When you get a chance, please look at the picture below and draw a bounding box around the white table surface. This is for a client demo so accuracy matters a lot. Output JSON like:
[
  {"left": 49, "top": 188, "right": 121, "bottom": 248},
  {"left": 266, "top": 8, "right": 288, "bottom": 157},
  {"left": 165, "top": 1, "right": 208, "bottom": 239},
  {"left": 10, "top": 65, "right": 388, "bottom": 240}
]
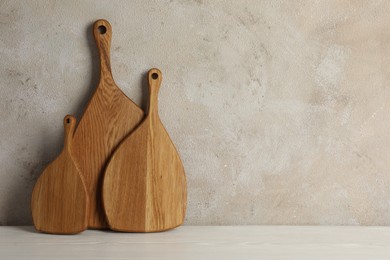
[{"left": 1, "top": 226, "right": 390, "bottom": 259}]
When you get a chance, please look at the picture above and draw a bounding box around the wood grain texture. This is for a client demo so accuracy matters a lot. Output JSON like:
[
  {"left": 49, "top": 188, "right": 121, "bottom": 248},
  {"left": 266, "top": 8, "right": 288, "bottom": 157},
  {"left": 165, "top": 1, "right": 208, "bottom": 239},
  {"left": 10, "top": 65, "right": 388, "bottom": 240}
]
[
  {"left": 31, "top": 115, "right": 88, "bottom": 234},
  {"left": 102, "top": 68, "right": 187, "bottom": 232},
  {"left": 72, "top": 19, "right": 144, "bottom": 229}
]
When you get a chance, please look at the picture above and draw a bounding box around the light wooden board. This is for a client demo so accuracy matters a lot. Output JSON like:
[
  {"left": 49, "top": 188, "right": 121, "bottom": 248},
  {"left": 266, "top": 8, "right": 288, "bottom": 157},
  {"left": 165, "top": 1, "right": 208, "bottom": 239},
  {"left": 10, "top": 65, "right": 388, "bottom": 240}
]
[
  {"left": 3, "top": 226, "right": 390, "bottom": 259},
  {"left": 31, "top": 116, "right": 88, "bottom": 234},
  {"left": 102, "top": 69, "right": 187, "bottom": 232},
  {"left": 72, "top": 19, "right": 144, "bottom": 229}
]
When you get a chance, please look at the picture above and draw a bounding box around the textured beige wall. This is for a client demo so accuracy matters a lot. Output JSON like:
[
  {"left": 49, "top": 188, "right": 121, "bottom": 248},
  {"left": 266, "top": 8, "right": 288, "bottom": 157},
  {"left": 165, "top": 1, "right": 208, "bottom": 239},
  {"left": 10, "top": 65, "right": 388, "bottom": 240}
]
[{"left": 1, "top": 0, "right": 390, "bottom": 225}]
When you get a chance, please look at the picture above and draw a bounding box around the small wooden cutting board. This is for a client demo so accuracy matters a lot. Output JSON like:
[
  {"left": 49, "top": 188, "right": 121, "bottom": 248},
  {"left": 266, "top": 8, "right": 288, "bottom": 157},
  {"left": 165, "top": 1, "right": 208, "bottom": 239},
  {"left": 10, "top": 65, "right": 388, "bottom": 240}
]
[
  {"left": 31, "top": 115, "right": 88, "bottom": 234},
  {"left": 72, "top": 19, "right": 144, "bottom": 229},
  {"left": 102, "top": 68, "right": 187, "bottom": 232}
]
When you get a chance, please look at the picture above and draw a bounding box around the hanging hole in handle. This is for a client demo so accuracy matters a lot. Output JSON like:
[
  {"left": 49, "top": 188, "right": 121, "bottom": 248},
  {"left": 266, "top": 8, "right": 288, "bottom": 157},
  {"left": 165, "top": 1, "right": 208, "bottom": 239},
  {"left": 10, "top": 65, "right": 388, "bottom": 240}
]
[
  {"left": 151, "top": 73, "right": 159, "bottom": 80},
  {"left": 66, "top": 118, "right": 71, "bottom": 124},
  {"left": 98, "top": 25, "right": 107, "bottom": 35}
]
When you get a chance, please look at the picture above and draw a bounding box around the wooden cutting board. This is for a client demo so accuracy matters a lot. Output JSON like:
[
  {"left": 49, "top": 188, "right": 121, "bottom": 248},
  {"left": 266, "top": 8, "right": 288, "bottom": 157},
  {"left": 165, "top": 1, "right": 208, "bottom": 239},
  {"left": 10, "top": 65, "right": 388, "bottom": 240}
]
[
  {"left": 102, "top": 68, "right": 187, "bottom": 232},
  {"left": 72, "top": 19, "right": 144, "bottom": 229},
  {"left": 31, "top": 115, "right": 88, "bottom": 234}
]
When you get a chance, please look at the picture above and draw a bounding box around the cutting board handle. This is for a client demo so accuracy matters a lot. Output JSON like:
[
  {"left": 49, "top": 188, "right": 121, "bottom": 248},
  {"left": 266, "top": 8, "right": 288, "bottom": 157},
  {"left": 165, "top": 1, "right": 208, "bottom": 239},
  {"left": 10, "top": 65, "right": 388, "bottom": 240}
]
[
  {"left": 148, "top": 68, "right": 162, "bottom": 119},
  {"left": 63, "top": 115, "right": 76, "bottom": 152},
  {"left": 93, "top": 19, "right": 113, "bottom": 81}
]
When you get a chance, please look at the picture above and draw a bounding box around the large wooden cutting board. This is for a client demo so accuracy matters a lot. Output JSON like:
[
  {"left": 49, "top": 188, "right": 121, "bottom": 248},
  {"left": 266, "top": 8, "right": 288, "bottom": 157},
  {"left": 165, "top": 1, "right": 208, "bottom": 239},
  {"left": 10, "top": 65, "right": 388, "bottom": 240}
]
[
  {"left": 102, "top": 68, "right": 187, "bottom": 232},
  {"left": 72, "top": 19, "right": 144, "bottom": 228}
]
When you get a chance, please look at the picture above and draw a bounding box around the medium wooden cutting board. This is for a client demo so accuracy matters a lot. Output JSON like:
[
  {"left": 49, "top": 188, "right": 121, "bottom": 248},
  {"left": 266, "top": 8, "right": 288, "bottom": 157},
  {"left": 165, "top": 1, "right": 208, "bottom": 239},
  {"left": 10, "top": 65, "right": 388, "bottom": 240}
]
[
  {"left": 31, "top": 115, "right": 88, "bottom": 234},
  {"left": 102, "top": 68, "right": 187, "bottom": 232},
  {"left": 72, "top": 19, "right": 144, "bottom": 229}
]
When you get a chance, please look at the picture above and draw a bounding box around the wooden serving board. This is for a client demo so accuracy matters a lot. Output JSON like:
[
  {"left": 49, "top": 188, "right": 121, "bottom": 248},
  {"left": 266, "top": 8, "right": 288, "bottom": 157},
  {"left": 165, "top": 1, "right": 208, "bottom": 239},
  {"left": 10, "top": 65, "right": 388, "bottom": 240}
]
[
  {"left": 102, "top": 69, "right": 187, "bottom": 232},
  {"left": 72, "top": 19, "right": 144, "bottom": 229},
  {"left": 31, "top": 115, "right": 88, "bottom": 234}
]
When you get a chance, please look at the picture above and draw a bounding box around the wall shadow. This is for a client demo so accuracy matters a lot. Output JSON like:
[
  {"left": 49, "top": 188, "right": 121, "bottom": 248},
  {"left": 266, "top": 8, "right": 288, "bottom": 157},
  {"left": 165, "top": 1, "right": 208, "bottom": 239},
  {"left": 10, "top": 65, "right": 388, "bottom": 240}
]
[{"left": 139, "top": 71, "right": 149, "bottom": 113}]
